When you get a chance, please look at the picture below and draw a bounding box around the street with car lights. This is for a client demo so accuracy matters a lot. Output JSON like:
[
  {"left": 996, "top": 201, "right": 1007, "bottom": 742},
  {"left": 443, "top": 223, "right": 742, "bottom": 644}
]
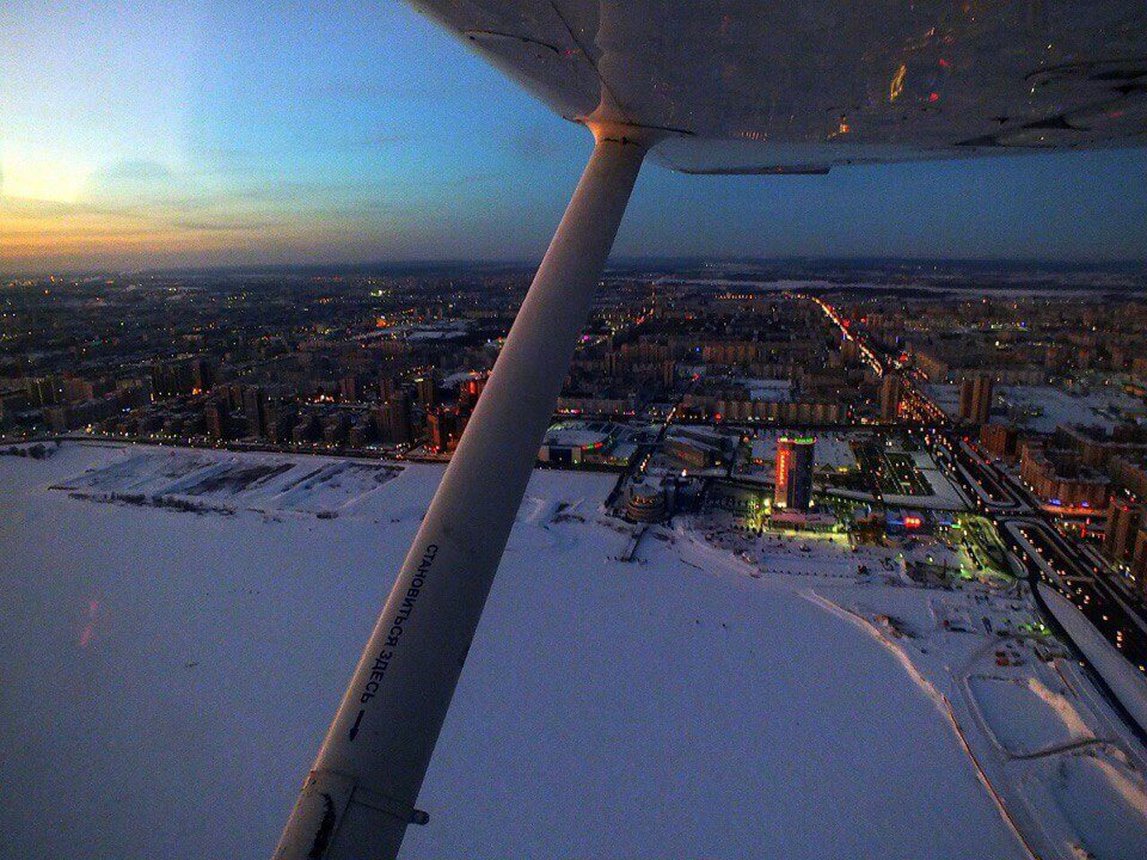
[{"left": 811, "top": 295, "right": 1147, "bottom": 694}]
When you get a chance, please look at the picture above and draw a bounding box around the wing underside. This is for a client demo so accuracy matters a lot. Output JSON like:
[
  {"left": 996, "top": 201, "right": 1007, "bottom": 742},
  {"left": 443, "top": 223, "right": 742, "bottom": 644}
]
[{"left": 410, "top": 0, "right": 1147, "bottom": 172}]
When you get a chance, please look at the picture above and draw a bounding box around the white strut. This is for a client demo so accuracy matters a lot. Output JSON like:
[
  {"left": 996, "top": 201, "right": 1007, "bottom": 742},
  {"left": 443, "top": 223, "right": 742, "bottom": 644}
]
[{"left": 273, "top": 122, "right": 652, "bottom": 860}]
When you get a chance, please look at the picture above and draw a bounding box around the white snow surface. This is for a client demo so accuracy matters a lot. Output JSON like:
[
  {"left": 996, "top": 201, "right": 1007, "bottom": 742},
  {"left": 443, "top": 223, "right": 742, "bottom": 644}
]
[
  {"left": 0, "top": 442, "right": 1092, "bottom": 860},
  {"left": 1049, "top": 755, "right": 1147, "bottom": 860},
  {"left": 54, "top": 448, "right": 401, "bottom": 515},
  {"left": 969, "top": 676, "right": 1093, "bottom": 757},
  {"left": 1040, "top": 584, "right": 1147, "bottom": 733},
  {"left": 999, "top": 385, "right": 1145, "bottom": 434}
]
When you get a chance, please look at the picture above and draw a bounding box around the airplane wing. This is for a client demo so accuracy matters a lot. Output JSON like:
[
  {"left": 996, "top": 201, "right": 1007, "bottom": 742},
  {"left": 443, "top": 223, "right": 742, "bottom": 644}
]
[{"left": 410, "top": 0, "right": 1147, "bottom": 173}]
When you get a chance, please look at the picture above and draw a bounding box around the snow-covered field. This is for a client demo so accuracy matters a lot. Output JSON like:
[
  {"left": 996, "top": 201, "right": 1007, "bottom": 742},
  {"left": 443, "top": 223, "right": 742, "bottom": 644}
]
[
  {"left": 999, "top": 384, "right": 1145, "bottom": 434},
  {"left": 2, "top": 443, "right": 1146, "bottom": 859},
  {"left": 926, "top": 382, "right": 1146, "bottom": 433},
  {"left": 968, "top": 676, "right": 1093, "bottom": 756},
  {"left": 53, "top": 448, "right": 401, "bottom": 516}
]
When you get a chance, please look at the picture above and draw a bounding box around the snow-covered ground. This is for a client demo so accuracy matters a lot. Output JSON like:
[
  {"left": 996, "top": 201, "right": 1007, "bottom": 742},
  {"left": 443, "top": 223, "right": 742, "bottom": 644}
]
[
  {"left": 927, "top": 380, "right": 1145, "bottom": 433},
  {"left": 734, "top": 378, "right": 792, "bottom": 403},
  {"left": 999, "top": 384, "right": 1145, "bottom": 434},
  {"left": 678, "top": 511, "right": 1147, "bottom": 860},
  {"left": 51, "top": 448, "right": 402, "bottom": 516},
  {"left": 927, "top": 383, "right": 962, "bottom": 418},
  {"left": 968, "top": 675, "right": 1093, "bottom": 756},
  {"left": 2, "top": 443, "right": 1146, "bottom": 859}
]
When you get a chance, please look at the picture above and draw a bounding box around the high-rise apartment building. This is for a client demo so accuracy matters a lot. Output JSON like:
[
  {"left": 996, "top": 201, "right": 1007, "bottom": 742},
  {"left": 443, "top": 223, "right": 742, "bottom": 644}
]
[
  {"left": 880, "top": 373, "right": 903, "bottom": 421},
  {"left": 959, "top": 372, "right": 993, "bottom": 424},
  {"left": 1106, "top": 501, "right": 1144, "bottom": 565},
  {"left": 775, "top": 436, "right": 815, "bottom": 510}
]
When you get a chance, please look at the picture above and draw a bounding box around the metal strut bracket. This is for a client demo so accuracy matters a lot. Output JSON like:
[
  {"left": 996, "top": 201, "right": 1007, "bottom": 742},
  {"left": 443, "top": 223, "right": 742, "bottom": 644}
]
[{"left": 273, "top": 122, "right": 655, "bottom": 860}]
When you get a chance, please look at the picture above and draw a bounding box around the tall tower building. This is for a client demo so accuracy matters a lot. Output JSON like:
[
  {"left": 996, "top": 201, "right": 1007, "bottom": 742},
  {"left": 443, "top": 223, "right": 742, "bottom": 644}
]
[
  {"left": 427, "top": 407, "right": 463, "bottom": 453},
  {"left": 191, "top": 358, "right": 215, "bottom": 393},
  {"left": 242, "top": 386, "right": 267, "bottom": 438},
  {"left": 1132, "top": 529, "right": 1147, "bottom": 595},
  {"left": 775, "top": 436, "right": 815, "bottom": 510},
  {"left": 378, "top": 375, "right": 397, "bottom": 403},
  {"left": 204, "top": 401, "right": 227, "bottom": 440},
  {"left": 415, "top": 376, "right": 437, "bottom": 410},
  {"left": 457, "top": 375, "right": 487, "bottom": 414},
  {"left": 1105, "top": 501, "right": 1143, "bottom": 564},
  {"left": 374, "top": 393, "right": 413, "bottom": 445},
  {"left": 880, "top": 373, "right": 903, "bottom": 421},
  {"left": 959, "top": 372, "right": 994, "bottom": 424},
  {"left": 338, "top": 375, "right": 358, "bottom": 403}
]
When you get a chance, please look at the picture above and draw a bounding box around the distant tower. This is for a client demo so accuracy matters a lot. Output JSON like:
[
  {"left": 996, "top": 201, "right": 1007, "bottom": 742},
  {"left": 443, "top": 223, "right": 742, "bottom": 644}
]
[
  {"left": 457, "top": 375, "right": 487, "bottom": 414},
  {"left": 374, "top": 393, "right": 412, "bottom": 445},
  {"left": 204, "top": 401, "right": 227, "bottom": 440},
  {"left": 242, "top": 386, "right": 267, "bottom": 437},
  {"left": 191, "top": 358, "right": 215, "bottom": 393},
  {"left": 378, "top": 375, "right": 397, "bottom": 403},
  {"left": 959, "top": 372, "right": 993, "bottom": 424},
  {"left": 775, "top": 436, "right": 815, "bottom": 510},
  {"left": 1104, "top": 501, "right": 1143, "bottom": 565},
  {"left": 880, "top": 373, "right": 903, "bottom": 421},
  {"left": 1133, "top": 529, "right": 1147, "bottom": 596},
  {"left": 416, "top": 376, "right": 437, "bottom": 410},
  {"left": 427, "top": 407, "right": 462, "bottom": 453},
  {"left": 338, "top": 375, "right": 358, "bottom": 402}
]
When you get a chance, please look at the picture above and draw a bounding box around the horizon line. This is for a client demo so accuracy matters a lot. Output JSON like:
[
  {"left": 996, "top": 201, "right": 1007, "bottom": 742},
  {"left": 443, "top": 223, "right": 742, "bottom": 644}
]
[{"left": 5, "top": 253, "right": 1147, "bottom": 280}]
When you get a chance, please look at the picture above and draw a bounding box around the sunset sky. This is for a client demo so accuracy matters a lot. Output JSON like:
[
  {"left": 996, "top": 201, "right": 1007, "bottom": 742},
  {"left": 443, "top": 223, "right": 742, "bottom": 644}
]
[{"left": 3, "top": 0, "right": 1146, "bottom": 273}]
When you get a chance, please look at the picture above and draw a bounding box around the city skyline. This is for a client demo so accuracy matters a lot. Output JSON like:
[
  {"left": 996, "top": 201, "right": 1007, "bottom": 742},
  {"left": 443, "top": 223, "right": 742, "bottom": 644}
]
[
  {"left": 6, "top": 264, "right": 1147, "bottom": 860},
  {"left": 4, "top": 0, "right": 1147, "bottom": 274}
]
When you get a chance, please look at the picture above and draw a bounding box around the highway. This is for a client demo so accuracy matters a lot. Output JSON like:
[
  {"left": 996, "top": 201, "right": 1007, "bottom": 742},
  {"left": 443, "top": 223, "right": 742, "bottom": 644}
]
[
  {"left": 932, "top": 429, "right": 1147, "bottom": 664},
  {"left": 806, "top": 293, "right": 1147, "bottom": 686}
]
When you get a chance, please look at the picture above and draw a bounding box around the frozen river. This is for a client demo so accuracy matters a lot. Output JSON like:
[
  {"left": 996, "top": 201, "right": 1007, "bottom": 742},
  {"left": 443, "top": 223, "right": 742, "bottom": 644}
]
[{"left": 0, "top": 442, "right": 1111, "bottom": 858}]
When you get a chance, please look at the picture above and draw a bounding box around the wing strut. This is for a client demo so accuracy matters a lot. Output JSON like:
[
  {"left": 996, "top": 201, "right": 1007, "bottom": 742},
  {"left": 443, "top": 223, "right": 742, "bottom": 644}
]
[{"left": 273, "top": 122, "right": 652, "bottom": 860}]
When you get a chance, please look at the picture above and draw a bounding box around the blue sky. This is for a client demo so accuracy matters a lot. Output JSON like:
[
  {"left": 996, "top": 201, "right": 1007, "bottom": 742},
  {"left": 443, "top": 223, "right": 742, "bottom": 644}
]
[{"left": 2, "top": 0, "right": 1146, "bottom": 272}]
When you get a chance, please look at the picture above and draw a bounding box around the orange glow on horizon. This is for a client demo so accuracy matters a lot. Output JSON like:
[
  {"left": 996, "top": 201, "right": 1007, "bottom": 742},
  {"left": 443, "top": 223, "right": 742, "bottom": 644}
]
[{"left": 0, "top": 203, "right": 389, "bottom": 271}]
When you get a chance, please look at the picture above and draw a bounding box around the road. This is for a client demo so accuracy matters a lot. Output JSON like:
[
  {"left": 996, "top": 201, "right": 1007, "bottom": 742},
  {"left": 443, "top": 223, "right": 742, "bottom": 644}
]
[
  {"left": 804, "top": 292, "right": 1147, "bottom": 694},
  {"left": 934, "top": 430, "right": 1147, "bottom": 665}
]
